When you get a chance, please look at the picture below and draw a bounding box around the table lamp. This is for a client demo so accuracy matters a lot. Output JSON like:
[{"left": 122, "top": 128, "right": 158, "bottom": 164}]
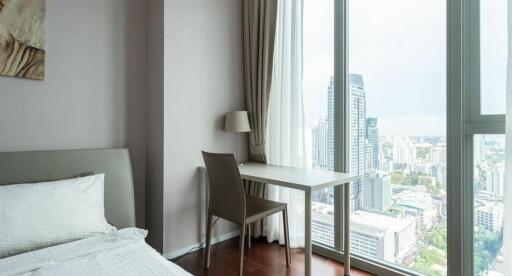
[{"left": 224, "top": 111, "right": 251, "bottom": 163}]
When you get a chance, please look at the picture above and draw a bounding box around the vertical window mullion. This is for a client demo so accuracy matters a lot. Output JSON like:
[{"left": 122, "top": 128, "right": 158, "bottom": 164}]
[
  {"left": 447, "top": 0, "right": 470, "bottom": 275},
  {"left": 333, "top": 0, "right": 348, "bottom": 253},
  {"left": 465, "top": 134, "right": 475, "bottom": 276},
  {"left": 466, "top": 0, "right": 508, "bottom": 274},
  {"left": 468, "top": 0, "right": 481, "bottom": 122}
]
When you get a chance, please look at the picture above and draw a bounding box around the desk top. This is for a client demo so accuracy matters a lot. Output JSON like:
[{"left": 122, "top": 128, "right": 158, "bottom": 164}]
[{"left": 199, "top": 162, "right": 357, "bottom": 192}]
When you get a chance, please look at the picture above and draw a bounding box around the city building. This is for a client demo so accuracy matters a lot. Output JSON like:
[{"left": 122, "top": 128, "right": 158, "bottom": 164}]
[
  {"left": 349, "top": 74, "right": 366, "bottom": 210},
  {"left": 475, "top": 202, "right": 504, "bottom": 233},
  {"left": 395, "top": 189, "right": 438, "bottom": 232},
  {"left": 363, "top": 171, "right": 391, "bottom": 211},
  {"left": 312, "top": 202, "right": 335, "bottom": 246},
  {"left": 379, "top": 158, "right": 394, "bottom": 174},
  {"left": 392, "top": 136, "right": 415, "bottom": 165},
  {"left": 327, "top": 77, "right": 335, "bottom": 172},
  {"left": 484, "top": 164, "right": 505, "bottom": 197},
  {"left": 312, "top": 118, "right": 329, "bottom": 169},
  {"left": 319, "top": 74, "right": 367, "bottom": 210},
  {"left": 430, "top": 144, "right": 447, "bottom": 165},
  {"left": 351, "top": 211, "right": 416, "bottom": 264},
  {"left": 366, "top": 118, "right": 379, "bottom": 171},
  {"left": 432, "top": 164, "right": 447, "bottom": 188},
  {"left": 413, "top": 163, "right": 433, "bottom": 176}
]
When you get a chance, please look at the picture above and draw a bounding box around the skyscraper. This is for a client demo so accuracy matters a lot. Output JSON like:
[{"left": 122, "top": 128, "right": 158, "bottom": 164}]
[
  {"left": 327, "top": 77, "right": 335, "bottom": 171},
  {"left": 349, "top": 74, "right": 366, "bottom": 210},
  {"left": 363, "top": 171, "right": 392, "bottom": 211},
  {"left": 324, "top": 74, "right": 367, "bottom": 210},
  {"left": 366, "top": 118, "right": 379, "bottom": 171},
  {"left": 392, "top": 136, "right": 415, "bottom": 164},
  {"left": 484, "top": 164, "right": 505, "bottom": 197},
  {"left": 312, "top": 118, "right": 329, "bottom": 169}
]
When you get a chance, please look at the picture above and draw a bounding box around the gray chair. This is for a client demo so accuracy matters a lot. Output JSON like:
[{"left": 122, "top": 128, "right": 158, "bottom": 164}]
[{"left": 202, "top": 152, "right": 291, "bottom": 276}]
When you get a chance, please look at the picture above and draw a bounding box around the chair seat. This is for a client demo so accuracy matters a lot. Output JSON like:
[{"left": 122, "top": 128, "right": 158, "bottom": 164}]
[{"left": 245, "top": 196, "right": 287, "bottom": 224}]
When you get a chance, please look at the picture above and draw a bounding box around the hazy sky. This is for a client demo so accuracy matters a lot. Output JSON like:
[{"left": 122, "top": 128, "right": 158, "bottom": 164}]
[{"left": 302, "top": 0, "right": 507, "bottom": 136}]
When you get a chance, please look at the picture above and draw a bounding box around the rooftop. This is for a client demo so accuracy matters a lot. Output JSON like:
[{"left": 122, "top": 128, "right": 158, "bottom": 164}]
[
  {"left": 351, "top": 210, "right": 415, "bottom": 235},
  {"left": 396, "top": 200, "right": 432, "bottom": 211}
]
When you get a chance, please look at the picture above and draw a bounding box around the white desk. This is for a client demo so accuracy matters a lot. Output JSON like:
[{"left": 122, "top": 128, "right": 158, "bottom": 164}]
[{"left": 199, "top": 163, "right": 357, "bottom": 276}]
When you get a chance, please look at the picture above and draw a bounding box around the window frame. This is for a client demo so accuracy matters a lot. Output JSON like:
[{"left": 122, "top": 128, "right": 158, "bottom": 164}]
[
  {"left": 464, "top": 0, "right": 507, "bottom": 275},
  {"left": 467, "top": 0, "right": 507, "bottom": 134},
  {"left": 310, "top": 0, "right": 447, "bottom": 275},
  {"left": 310, "top": 0, "right": 507, "bottom": 275},
  {"left": 468, "top": 0, "right": 508, "bottom": 124}
]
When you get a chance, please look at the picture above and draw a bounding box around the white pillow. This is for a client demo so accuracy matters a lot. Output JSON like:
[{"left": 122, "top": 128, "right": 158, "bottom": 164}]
[{"left": 0, "top": 174, "right": 116, "bottom": 258}]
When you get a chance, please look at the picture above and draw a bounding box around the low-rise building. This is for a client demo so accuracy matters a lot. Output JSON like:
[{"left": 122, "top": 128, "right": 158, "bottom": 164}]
[
  {"left": 350, "top": 210, "right": 416, "bottom": 264},
  {"left": 475, "top": 202, "right": 503, "bottom": 233}
]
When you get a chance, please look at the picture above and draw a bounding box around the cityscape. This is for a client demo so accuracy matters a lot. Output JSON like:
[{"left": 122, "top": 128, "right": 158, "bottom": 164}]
[
  {"left": 306, "top": 75, "right": 506, "bottom": 276},
  {"left": 473, "top": 134, "right": 506, "bottom": 276}
]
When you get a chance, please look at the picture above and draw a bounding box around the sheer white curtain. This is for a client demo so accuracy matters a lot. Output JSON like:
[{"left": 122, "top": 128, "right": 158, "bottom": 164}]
[
  {"left": 264, "top": 0, "right": 306, "bottom": 247},
  {"left": 504, "top": 1, "right": 512, "bottom": 274}
]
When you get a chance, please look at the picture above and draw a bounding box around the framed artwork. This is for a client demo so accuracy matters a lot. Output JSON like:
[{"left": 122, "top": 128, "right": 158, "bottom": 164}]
[{"left": 0, "top": 0, "right": 45, "bottom": 80}]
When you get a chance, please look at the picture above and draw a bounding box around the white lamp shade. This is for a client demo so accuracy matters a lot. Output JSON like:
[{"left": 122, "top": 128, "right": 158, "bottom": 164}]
[{"left": 224, "top": 111, "right": 251, "bottom": 133}]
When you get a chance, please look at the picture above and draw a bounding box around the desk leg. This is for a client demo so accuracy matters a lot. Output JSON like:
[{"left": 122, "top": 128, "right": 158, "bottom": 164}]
[
  {"left": 344, "top": 183, "right": 351, "bottom": 276},
  {"left": 305, "top": 190, "right": 312, "bottom": 276}
]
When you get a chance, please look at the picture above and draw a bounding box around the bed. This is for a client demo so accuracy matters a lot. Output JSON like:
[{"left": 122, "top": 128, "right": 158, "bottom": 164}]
[{"left": 0, "top": 148, "right": 191, "bottom": 276}]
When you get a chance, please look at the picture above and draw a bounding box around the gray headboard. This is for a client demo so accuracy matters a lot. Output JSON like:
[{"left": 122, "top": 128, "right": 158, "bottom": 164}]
[{"left": 0, "top": 148, "right": 136, "bottom": 228}]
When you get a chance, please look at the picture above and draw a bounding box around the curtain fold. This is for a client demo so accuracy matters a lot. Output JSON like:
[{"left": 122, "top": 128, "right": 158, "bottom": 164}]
[
  {"left": 264, "top": 0, "right": 305, "bottom": 248},
  {"left": 243, "top": 0, "right": 278, "bottom": 163},
  {"left": 503, "top": 0, "right": 512, "bottom": 273},
  {"left": 243, "top": 0, "right": 278, "bottom": 237}
]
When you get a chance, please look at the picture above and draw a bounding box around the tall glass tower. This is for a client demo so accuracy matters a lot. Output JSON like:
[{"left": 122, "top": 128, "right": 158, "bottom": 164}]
[
  {"left": 326, "top": 74, "right": 367, "bottom": 210},
  {"left": 366, "top": 117, "right": 379, "bottom": 171},
  {"left": 327, "top": 77, "right": 335, "bottom": 171},
  {"left": 349, "top": 74, "right": 366, "bottom": 211}
]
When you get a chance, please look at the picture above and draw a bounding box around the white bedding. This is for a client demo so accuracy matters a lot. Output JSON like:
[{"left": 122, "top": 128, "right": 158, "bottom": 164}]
[{"left": 0, "top": 228, "right": 191, "bottom": 276}]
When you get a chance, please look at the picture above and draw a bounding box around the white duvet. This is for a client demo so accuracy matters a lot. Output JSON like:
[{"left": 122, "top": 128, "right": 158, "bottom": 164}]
[{"left": 0, "top": 228, "right": 191, "bottom": 276}]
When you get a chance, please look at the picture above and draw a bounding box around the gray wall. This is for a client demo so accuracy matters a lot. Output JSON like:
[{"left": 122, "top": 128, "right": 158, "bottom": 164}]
[
  {"left": 0, "top": 0, "right": 147, "bottom": 227},
  {"left": 0, "top": 0, "right": 247, "bottom": 255},
  {"left": 162, "top": 0, "right": 247, "bottom": 255}
]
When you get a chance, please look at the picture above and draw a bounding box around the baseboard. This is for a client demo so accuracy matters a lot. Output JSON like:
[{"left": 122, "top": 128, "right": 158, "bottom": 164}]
[{"left": 163, "top": 230, "right": 240, "bottom": 260}]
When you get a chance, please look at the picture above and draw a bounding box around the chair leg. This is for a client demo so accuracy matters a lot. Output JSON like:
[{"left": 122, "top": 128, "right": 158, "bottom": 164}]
[
  {"left": 247, "top": 224, "right": 251, "bottom": 248},
  {"left": 283, "top": 208, "right": 291, "bottom": 266},
  {"left": 239, "top": 224, "right": 246, "bottom": 276},
  {"left": 205, "top": 212, "right": 213, "bottom": 269}
]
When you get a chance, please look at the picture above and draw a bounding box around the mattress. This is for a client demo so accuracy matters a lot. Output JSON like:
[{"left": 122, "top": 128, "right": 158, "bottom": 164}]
[{"left": 0, "top": 228, "right": 191, "bottom": 276}]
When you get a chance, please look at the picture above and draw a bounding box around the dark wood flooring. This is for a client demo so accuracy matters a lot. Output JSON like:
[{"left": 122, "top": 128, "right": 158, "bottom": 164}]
[{"left": 173, "top": 236, "right": 373, "bottom": 276}]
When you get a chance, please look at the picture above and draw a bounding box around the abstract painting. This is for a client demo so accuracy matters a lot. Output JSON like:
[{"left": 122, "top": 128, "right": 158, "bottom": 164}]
[{"left": 0, "top": 0, "right": 45, "bottom": 80}]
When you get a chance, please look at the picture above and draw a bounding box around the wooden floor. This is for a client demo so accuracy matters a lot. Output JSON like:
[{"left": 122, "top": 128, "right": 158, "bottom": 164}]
[{"left": 173, "top": 236, "right": 373, "bottom": 276}]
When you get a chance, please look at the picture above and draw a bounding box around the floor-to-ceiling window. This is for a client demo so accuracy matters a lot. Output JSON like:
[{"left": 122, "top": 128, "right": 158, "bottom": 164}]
[
  {"left": 346, "top": 0, "right": 447, "bottom": 274},
  {"left": 473, "top": 135, "right": 506, "bottom": 275},
  {"left": 479, "top": 0, "right": 507, "bottom": 116},
  {"left": 470, "top": 0, "right": 508, "bottom": 275},
  {"left": 301, "top": 0, "right": 336, "bottom": 247},
  {"left": 292, "top": 0, "right": 509, "bottom": 274}
]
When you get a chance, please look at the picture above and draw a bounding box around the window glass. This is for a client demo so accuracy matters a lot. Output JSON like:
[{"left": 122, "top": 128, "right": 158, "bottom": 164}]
[
  {"left": 302, "top": 0, "right": 335, "bottom": 247},
  {"left": 348, "top": 0, "right": 447, "bottom": 274},
  {"left": 473, "top": 135, "right": 506, "bottom": 276},
  {"left": 480, "top": 0, "right": 507, "bottom": 115}
]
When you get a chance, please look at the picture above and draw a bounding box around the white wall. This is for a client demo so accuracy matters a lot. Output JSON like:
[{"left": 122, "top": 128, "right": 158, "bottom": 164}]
[
  {"left": 0, "top": 0, "right": 147, "bottom": 227},
  {"left": 162, "top": 0, "right": 247, "bottom": 255}
]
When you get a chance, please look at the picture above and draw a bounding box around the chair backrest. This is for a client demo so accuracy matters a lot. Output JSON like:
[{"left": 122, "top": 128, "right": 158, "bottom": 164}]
[{"left": 202, "top": 151, "right": 246, "bottom": 224}]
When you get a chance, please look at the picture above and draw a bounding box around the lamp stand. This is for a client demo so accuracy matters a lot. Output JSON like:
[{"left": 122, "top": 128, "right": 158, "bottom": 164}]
[{"left": 235, "top": 132, "right": 240, "bottom": 164}]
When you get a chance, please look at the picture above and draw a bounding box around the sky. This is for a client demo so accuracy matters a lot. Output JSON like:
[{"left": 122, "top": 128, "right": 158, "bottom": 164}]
[{"left": 302, "top": 0, "right": 507, "bottom": 136}]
